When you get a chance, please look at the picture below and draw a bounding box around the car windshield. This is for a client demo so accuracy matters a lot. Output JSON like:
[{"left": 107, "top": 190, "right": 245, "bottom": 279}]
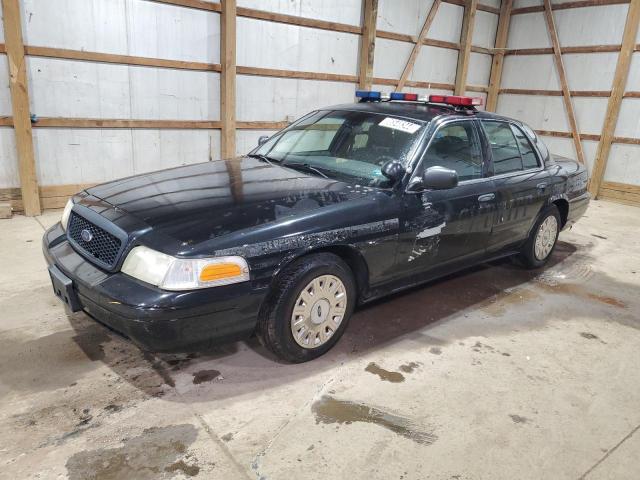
[{"left": 251, "top": 110, "right": 426, "bottom": 187}]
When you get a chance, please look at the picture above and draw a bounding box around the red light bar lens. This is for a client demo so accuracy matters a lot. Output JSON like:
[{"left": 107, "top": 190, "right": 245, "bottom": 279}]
[
  {"left": 404, "top": 93, "right": 418, "bottom": 101},
  {"left": 428, "top": 95, "right": 483, "bottom": 107}
]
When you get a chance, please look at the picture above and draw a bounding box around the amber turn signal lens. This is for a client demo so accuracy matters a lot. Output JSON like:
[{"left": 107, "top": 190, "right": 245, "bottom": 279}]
[{"left": 199, "top": 263, "right": 243, "bottom": 282}]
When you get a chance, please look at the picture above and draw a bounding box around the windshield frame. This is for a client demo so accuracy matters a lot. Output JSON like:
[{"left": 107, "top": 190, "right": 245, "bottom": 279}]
[{"left": 248, "top": 109, "right": 429, "bottom": 188}]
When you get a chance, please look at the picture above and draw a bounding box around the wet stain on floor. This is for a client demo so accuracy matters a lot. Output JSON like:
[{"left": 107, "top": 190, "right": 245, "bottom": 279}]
[
  {"left": 398, "top": 362, "right": 421, "bottom": 373},
  {"left": 192, "top": 369, "right": 221, "bottom": 385},
  {"left": 312, "top": 395, "right": 436, "bottom": 445},
  {"left": 509, "top": 414, "right": 529, "bottom": 424},
  {"left": 364, "top": 363, "right": 405, "bottom": 383},
  {"left": 429, "top": 347, "right": 442, "bottom": 355},
  {"left": 65, "top": 424, "right": 198, "bottom": 480}
]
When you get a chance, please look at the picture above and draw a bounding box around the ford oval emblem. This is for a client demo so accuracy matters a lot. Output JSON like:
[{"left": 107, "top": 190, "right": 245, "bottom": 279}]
[{"left": 80, "top": 229, "right": 93, "bottom": 242}]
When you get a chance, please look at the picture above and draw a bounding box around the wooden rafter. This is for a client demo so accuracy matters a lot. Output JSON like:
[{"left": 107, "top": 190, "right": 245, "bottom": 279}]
[
  {"left": 396, "top": 0, "right": 441, "bottom": 91},
  {"left": 2, "top": 0, "right": 41, "bottom": 216},
  {"left": 220, "top": 0, "right": 236, "bottom": 159},
  {"left": 358, "top": 0, "right": 378, "bottom": 89},
  {"left": 542, "top": 0, "right": 586, "bottom": 165},
  {"left": 486, "top": 0, "right": 512, "bottom": 111},
  {"left": 589, "top": 0, "right": 640, "bottom": 197},
  {"left": 454, "top": 0, "right": 478, "bottom": 95}
]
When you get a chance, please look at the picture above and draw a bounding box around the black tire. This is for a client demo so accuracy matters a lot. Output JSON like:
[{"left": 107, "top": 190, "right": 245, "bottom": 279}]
[
  {"left": 519, "top": 204, "right": 562, "bottom": 269},
  {"left": 257, "top": 252, "right": 356, "bottom": 363}
]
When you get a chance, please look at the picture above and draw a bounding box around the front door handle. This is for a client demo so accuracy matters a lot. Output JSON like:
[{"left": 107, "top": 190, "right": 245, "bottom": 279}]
[{"left": 478, "top": 193, "right": 495, "bottom": 202}]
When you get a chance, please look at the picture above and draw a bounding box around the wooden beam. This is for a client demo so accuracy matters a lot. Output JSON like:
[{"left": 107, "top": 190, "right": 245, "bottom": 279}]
[
  {"left": 397, "top": 0, "right": 441, "bottom": 91},
  {"left": 454, "top": 0, "right": 478, "bottom": 95},
  {"left": 25, "top": 46, "right": 221, "bottom": 72},
  {"left": 358, "top": 0, "right": 378, "bottom": 89},
  {"left": 236, "top": 7, "right": 361, "bottom": 35},
  {"left": 505, "top": 44, "right": 622, "bottom": 55},
  {"left": 589, "top": 0, "right": 640, "bottom": 197},
  {"left": 499, "top": 88, "right": 611, "bottom": 97},
  {"left": 512, "top": 0, "right": 630, "bottom": 15},
  {"left": 599, "top": 181, "right": 640, "bottom": 207},
  {"left": 2, "top": 0, "right": 41, "bottom": 216},
  {"left": 145, "top": 0, "right": 221, "bottom": 12},
  {"left": 220, "top": 0, "right": 236, "bottom": 159},
  {"left": 543, "top": 0, "right": 586, "bottom": 165},
  {"left": 237, "top": 66, "right": 358, "bottom": 83},
  {"left": 486, "top": 0, "right": 512, "bottom": 111},
  {"left": 30, "top": 118, "right": 286, "bottom": 130}
]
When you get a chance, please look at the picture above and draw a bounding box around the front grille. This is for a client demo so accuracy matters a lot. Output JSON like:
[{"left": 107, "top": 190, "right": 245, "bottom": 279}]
[{"left": 67, "top": 211, "right": 123, "bottom": 269}]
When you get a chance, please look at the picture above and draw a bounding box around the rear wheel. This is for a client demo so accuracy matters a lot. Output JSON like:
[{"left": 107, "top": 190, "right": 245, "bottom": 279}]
[
  {"left": 257, "top": 253, "right": 356, "bottom": 363},
  {"left": 519, "top": 205, "right": 561, "bottom": 268}
]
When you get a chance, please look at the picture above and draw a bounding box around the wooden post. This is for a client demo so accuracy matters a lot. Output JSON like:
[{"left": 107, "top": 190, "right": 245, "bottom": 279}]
[
  {"left": 2, "top": 0, "right": 41, "bottom": 215},
  {"left": 220, "top": 0, "right": 236, "bottom": 159},
  {"left": 543, "top": 0, "right": 586, "bottom": 165},
  {"left": 358, "top": 0, "right": 378, "bottom": 89},
  {"left": 486, "top": 0, "right": 512, "bottom": 111},
  {"left": 454, "top": 0, "right": 478, "bottom": 95},
  {"left": 589, "top": 0, "right": 640, "bottom": 197},
  {"left": 397, "top": 0, "right": 441, "bottom": 91}
]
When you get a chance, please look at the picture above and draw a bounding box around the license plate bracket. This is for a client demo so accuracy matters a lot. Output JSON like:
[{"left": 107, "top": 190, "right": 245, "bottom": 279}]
[{"left": 48, "top": 265, "right": 82, "bottom": 312}]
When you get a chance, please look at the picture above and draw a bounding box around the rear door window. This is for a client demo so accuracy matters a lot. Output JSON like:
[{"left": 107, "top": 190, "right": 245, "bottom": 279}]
[
  {"left": 481, "top": 121, "right": 523, "bottom": 175},
  {"left": 511, "top": 125, "right": 540, "bottom": 169}
]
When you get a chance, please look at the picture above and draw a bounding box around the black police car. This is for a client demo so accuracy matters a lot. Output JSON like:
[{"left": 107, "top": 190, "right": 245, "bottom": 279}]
[{"left": 43, "top": 92, "right": 589, "bottom": 362}]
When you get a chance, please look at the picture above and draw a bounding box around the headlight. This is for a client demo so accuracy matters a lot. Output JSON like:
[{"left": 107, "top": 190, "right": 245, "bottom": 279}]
[
  {"left": 121, "top": 245, "right": 250, "bottom": 290},
  {"left": 61, "top": 199, "right": 73, "bottom": 231}
]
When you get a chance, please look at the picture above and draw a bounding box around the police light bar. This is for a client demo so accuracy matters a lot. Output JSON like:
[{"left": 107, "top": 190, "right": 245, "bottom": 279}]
[
  {"left": 390, "top": 92, "right": 419, "bottom": 101},
  {"left": 356, "top": 90, "right": 382, "bottom": 101},
  {"left": 428, "top": 95, "right": 483, "bottom": 107}
]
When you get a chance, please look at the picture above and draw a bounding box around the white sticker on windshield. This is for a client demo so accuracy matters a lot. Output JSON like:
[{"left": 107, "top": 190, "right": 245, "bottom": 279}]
[{"left": 378, "top": 117, "right": 421, "bottom": 134}]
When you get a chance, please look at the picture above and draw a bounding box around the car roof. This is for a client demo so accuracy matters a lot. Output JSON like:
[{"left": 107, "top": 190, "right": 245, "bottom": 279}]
[{"left": 323, "top": 101, "right": 515, "bottom": 125}]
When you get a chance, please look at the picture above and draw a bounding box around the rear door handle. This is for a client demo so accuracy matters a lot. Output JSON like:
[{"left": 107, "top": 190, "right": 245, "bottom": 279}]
[
  {"left": 537, "top": 182, "right": 547, "bottom": 190},
  {"left": 478, "top": 193, "right": 495, "bottom": 202}
]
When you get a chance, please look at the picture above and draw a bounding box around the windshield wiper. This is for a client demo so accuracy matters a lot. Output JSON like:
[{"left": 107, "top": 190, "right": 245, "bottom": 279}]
[
  {"left": 247, "top": 153, "right": 278, "bottom": 165},
  {"left": 282, "top": 162, "right": 330, "bottom": 179}
]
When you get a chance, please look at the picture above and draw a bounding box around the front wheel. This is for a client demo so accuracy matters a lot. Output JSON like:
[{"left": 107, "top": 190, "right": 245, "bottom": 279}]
[
  {"left": 257, "top": 253, "right": 356, "bottom": 363},
  {"left": 519, "top": 205, "right": 561, "bottom": 269}
]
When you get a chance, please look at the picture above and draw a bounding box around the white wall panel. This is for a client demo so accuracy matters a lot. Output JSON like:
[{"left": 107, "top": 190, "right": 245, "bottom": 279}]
[
  {"left": 625, "top": 54, "right": 640, "bottom": 90},
  {"left": 373, "top": 38, "right": 413, "bottom": 80},
  {"left": 497, "top": 94, "right": 569, "bottom": 132},
  {"left": 0, "top": 56, "right": 11, "bottom": 116},
  {"left": 604, "top": 144, "right": 640, "bottom": 185},
  {"left": 371, "top": 84, "right": 453, "bottom": 97},
  {"left": 238, "top": 0, "right": 362, "bottom": 26},
  {"left": 237, "top": 17, "right": 359, "bottom": 75},
  {"left": 614, "top": 99, "right": 640, "bottom": 138},
  {"left": 538, "top": 136, "right": 597, "bottom": 173},
  {"left": 28, "top": 57, "right": 131, "bottom": 119},
  {"left": 482, "top": 0, "right": 501, "bottom": 9},
  {"left": 508, "top": 13, "right": 550, "bottom": 49},
  {"left": 467, "top": 53, "right": 492, "bottom": 87},
  {"left": 563, "top": 53, "right": 617, "bottom": 91},
  {"left": 32, "top": 129, "right": 134, "bottom": 185},
  {"left": 501, "top": 55, "right": 560, "bottom": 90},
  {"left": 410, "top": 46, "right": 458, "bottom": 85},
  {"left": 513, "top": 0, "right": 541, "bottom": 8},
  {"left": 131, "top": 130, "right": 220, "bottom": 172},
  {"left": 429, "top": 3, "right": 463, "bottom": 44},
  {"left": 377, "top": 0, "right": 462, "bottom": 44},
  {"left": 236, "top": 75, "right": 354, "bottom": 121},
  {"left": 22, "top": 0, "right": 219, "bottom": 63},
  {"left": 32, "top": 129, "right": 221, "bottom": 185},
  {"left": 554, "top": 5, "right": 628, "bottom": 47},
  {"left": 28, "top": 57, "right": 220, "bottom": 120},
  {"left": 0, "top": 129, "right": 18, "bottom": 188},
  {"left": 473, "top": 11, "right": 499, "bottom": 50},
  {"left": 573, "top": 97, "right": 608, "bottom": 136}
]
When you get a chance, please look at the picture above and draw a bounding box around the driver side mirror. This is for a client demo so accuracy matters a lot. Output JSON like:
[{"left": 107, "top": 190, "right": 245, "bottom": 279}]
[
  {"left": 421, "top": 166, "right": 458, "bottom": 190},
  {"left": 258, "top": 135, "right": 270, "bottom": 147}
]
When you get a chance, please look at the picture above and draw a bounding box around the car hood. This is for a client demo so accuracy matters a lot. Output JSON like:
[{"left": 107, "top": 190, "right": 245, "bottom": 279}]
[{"left": 85, "top": 157, "right": 378, "bottom": 248}]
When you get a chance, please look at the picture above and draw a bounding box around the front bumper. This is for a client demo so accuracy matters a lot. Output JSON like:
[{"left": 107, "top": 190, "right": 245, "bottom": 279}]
[{"left": 43, "top": 223, "right": 267, "bottom": 352}]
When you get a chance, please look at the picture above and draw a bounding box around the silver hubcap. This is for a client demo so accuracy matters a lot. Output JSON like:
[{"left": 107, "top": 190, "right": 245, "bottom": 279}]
[
  {"left": 534, "top": 215, "right": 558, "bottom": 260},
  {"left": 290, "top": 275, "right": 347, "bottom": 349}
]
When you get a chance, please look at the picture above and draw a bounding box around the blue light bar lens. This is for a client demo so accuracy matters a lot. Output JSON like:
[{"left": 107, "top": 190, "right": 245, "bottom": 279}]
[
  {"left": 355, "top": 90, "right": 381, "bottom": 100},
  {"left": 390, "top": 92, "right": 405, "bottom": 100}
]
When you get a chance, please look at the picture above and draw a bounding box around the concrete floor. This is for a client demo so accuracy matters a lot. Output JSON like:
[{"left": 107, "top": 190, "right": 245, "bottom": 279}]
[{"left": 0, "top": 200, "right": 639, "bottom": 480}]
